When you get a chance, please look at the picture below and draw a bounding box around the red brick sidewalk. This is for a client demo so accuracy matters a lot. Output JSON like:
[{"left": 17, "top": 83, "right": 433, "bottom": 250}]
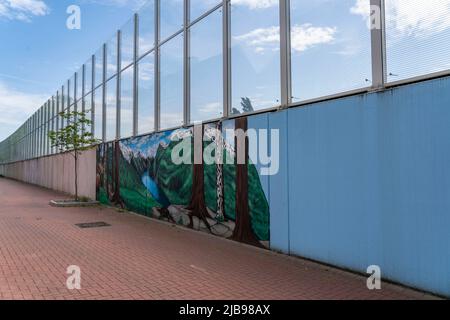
[{"left": 0, "top": 178, "right": 438, "bottom": 300}]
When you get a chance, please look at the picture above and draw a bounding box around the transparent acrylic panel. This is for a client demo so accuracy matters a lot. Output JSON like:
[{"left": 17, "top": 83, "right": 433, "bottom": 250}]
[
  {"left": 76, "top": 67, "right": 83, "bottom": 102},
  {"left": 138, "top": 0, "right": 155, "bottom": 56},
  {"left": 385, "top": 0, "right": 450, "bottom": 82},
  {"left": 95, "top": 47, "right": 104, "bottom": 87},
  {"left": 60, "top": 87, "right": 65, "bottom": 129},
  {"left": 68, "top": 76, "right": 74, "bottom": 107},
  {"left": 190, "top": 0, "right": 221, "bottom": 22},
  {"left": 107, "top": 34, "right": 118, "bottom": 79},
  {"left": 51, "top": 98, "right": 55, "bottom": 122},
  {"left": 47, "top": 105, "right": 51, "bottom": 155},
  {"left": 94, "top": 87, "right": 103, "bottom": 140},
  {"left": 121, "top": 17, "right": 135, "bottom": 70},
  {"left": 120, "top": 67, "right": 134, "bottom": 138},
  {"left": 138, "top": 53, "right": 155, "bottom": 134},
  {"left": 50, "top": 101, "right": 55, "bottom": 154},
  {"left": 56, "top": 92, "right": 61, "bottom": 131},
  {"left": 42, "top": 104, "right": 46, "bottom": 125},
  {"left": 84, "top": 93, "right": 93, "bottom": 136},
  {"left": 160, "top": 0, "right": 184, "bottom": 41},
  {"left": 85, "top": 58, "right": 93, "bottom": 95},
  {"left": 290, "top": 0, "right": 371, "bottom": 102},
  {"left": 230, "top": 0, "right": 280, "bottom": 114},
  {"left": 106, "top": 78, "right": 117, "bottom": 141},
  {"left": 47, "top": 102, "right": 51, "bottom": 123},
  {"left": 43, "top": 108, "right": 47, "bottom": 156},
  {"left": 190, "top": 8, "right": 223, "bottom": 123},
  {"left": 37, "top": 124, "right": 41, "bottom": 156},
  {"left": 160, "top": 33, "right": 184, "bottom": 129}
]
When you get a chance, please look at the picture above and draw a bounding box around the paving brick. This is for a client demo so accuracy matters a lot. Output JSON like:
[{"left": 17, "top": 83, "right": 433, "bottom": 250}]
[{"left": 0, "top": 178, "right": 440, "bottom": 300}]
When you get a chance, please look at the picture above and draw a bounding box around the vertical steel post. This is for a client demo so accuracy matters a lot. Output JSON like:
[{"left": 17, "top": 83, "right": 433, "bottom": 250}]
[
  {"left": 133, "top": 13, "right": 139, "bottom": 136},
  {"left": 61, "top": 85, "right": 65, "bottom": 131},
  {"left": 155, "top": 0, "right": 161, "bottom": 131},
  {"left": 52, "top": 97, "right": 55, "bottom": 154},
  {"left": 56, "top": 90, "right": 60, "bottom": 153},
  {"left": 117, "top": 30, "right": 122, "bottom": 140},
  {"left": 47, "top": 100, "right": 50, "bottom": 155},
  {"left": 280, "top": 0, "right": 292, "bottom": 108},
  {"left": 370, "top": 0, "right": 387, "bottom": 89},
  {"left": 102, "top": 43, "right": 107, "bottom": 142},
  {"left": 67, "top": 79, "right": 71, "bottom": 114},
  {"left": 183, "top": 0, "right": 191, "bottom": 126},
  {"left": 91, "top": 55, "right": 95, "bottom": 136},
  {"left": 81, "top": 63, "right": 86, "bottom": 138},
  {"left": 222, "top": 0, "right": 231, "bottom": 119},
  {"left": 74, "top": 72, "right": 78, "bottom": 113}
]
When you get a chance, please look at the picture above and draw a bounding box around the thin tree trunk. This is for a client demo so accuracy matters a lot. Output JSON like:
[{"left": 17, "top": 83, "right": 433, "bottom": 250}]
[
  {"left": 74, "top": 151, "right": 78, "bottom": 201},
  {"left": 231, "top": 117, "right": 262, "bottom": 247}
]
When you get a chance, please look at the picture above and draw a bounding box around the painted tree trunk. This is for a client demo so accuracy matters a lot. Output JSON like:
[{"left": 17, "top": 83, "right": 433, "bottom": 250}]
[
  {"left": 231, "top": 117, "right": 262, "bottom": 247},
  {"left": 106, "top": 143, "right": 114, "bottom": 201},
  {"left": 187, "top": 125, "right": 213, "bottom": 230},
  {"left": 111, "top": 141, "right": 124, "bottom": 208}
]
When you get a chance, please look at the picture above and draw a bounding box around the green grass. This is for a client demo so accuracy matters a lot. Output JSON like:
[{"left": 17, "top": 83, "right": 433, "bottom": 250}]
[
  {"left": 120, "top": 187, "right": 160, "bottom": 217},
  {"left": 97, "top": 187, "right": 110, "bottom": 205}
]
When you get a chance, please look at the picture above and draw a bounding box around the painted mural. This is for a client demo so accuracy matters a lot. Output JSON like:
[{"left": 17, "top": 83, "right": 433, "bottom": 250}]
[{"left": 96, "top": 118, "right": 270, "bottom": 248}]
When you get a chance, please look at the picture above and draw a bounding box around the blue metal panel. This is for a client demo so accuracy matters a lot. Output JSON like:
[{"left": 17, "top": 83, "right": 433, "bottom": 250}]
[
  {"left": 248, "top": 114, "right": 270, "bottom": 201},
  {"left": 283, "top": 76, "right": 450, "bottom": 297},
  {"left": 267, "top": 111, "right": 290, "bottom": 253}
]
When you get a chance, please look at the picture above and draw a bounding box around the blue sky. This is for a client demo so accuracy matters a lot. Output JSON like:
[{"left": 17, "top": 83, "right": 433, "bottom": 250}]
[
  {"left": 0, "top": 0, "right": 144, "bottom": 140},
  {"left": 1, "top": 0, "right": 450, "bottom": 142}
]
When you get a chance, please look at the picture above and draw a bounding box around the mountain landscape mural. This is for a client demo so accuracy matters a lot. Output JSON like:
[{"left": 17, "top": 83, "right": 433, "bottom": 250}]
[{"left": 96, "top": 118, "right": 270, "bottom": 248}]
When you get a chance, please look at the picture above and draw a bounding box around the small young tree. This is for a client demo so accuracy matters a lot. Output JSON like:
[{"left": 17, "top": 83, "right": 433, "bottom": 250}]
[{"left": 49, "top": 110, "right": 99, "bottom": 201}]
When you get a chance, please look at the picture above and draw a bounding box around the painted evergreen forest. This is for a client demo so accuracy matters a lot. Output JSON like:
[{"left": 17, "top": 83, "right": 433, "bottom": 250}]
[{"left": 96, "top": 118, "right": 270, "bottom": 248}]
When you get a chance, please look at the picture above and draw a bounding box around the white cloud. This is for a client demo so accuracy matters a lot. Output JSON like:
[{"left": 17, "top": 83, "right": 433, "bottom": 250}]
[
  {"left": 198, "top": 102, "right": 221, "bottom": 114},
  {"left": 0, "top": 0, "right": 49, "bottom": 22},
  {"left": 138, "top": 61, "right": 154, "bottom": 81},
  {"left": 235, "top": 24, "right": 336, "bottom": 53},
  {"left": 138, "top": 35, "right": 154, "bottom": 54},
  {"left": 106, "top": 63, "right": 117, "bottom": 74},
  {"left": 234, "top": 26, "right": 280, "bottom": 53},
  {"left": 352, "top": 0, "right": 450, "bottom": 37},
  {"left": 86, "top": 0, "right": 193, "bottom": 12},
  {"left": 0, "top": 81, "right": 49, "bottom": 140},
  {"left": 291, "top": 24, "right": 337, "bottom": 52},
  {"left": 350, "top": 0, "right": 369, "bottom": 17},
  {"left": 231, "top": 0, "right": 277, "bottom": 10},
  {"left": 161, "top": 112, "right": 183, "bottom": 129}
]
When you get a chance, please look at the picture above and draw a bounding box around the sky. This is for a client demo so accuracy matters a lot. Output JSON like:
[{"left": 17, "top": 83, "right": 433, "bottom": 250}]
[
  {"left": 0, "top": 0, "right": 144, "bottom": 141},
  {"left": 1, "top": 0, "right": 450, "bottom": 142}
]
